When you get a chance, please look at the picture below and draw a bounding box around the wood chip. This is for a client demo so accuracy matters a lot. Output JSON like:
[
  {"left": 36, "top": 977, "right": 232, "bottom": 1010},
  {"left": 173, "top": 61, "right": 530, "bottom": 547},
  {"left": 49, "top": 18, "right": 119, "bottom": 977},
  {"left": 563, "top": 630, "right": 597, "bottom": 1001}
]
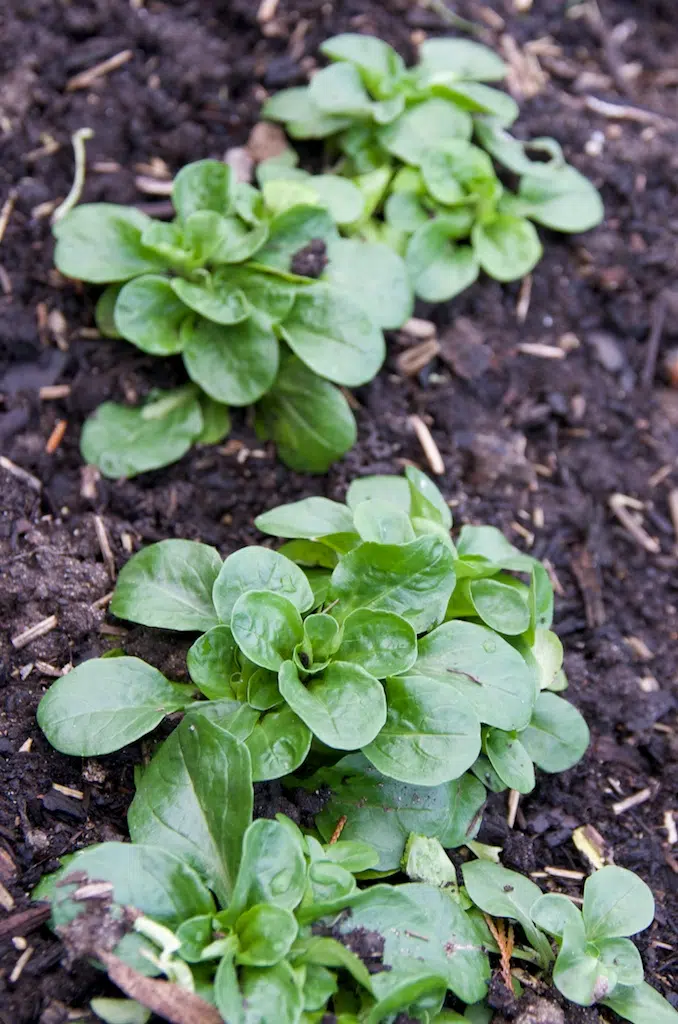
[
  {"left": 543, "top": 866, "right": 586, "bottom": 881},
  {"left": 66, "top": 50, "right": 133, "bottom": 92},
  {"left": 11, "top": 615, "right": 58, "bottom": 650},
  {"left": 609, "top": 493, "right": 660, "bottom": 554},
  {"left": 570, "top": 545, "right": 606, "bottom": 628},
  {"left": 584, "top": 94, "right": 672, "bottom": 127},
  {"left": 92, "top": 590, "right": 114, "bottom": 610},
  {"left": 507, "top": 789, "right": 520, "bottom": 828},
  {"left": 516, "top": 274, "right": 532, "bottom": 322},
  {"left": 396, "top": 339, "right": 440, "bottom": 377},
  {"left": 517, "top": 342, "right": 566, "bottom": 359},
  {"left": 624, "top": 635, "right": 654, "bottom": 661},
  {"left": 39, "top": 384, "right": 71, "bottom": 400},
  {"left": 0, "top": 188, "right": 18, "bottom": 246},
  {"left": 45, "top": 419, "right": 67, "bottom": 454},
  {"left": 408, "top": 415, "right": 444, "bottom": 476},
  {"left": 9, "top": 945, "right": 33, "bottom": 983},
  {"left": 0, "top": 455, "right": 42, "bottom": 491},
  {"left": 246, "top": 122, "right": 289, "bottom": 164},
  {"left": 573, "top": 824, "right": 609, "bottom": 870},
  {"left": 257, "top": 0, "right": 280, "bottom": 21},
  {"left": 612, "top": 786, "right": 653, "bottom": 815},
  {"left": 401, "top": 317, "right": 437, "bottom": 341},
  {"left": 135, "top": 175, "right": 173, "bottom": 195},
  {"left": 35, "top": 660, "right": 65, "bottom": 677},
  {"left": 52, "top": 783, "right": 84, "bottom": 801},
  {"left": 0, "top": 881, "right": 15, "bottom": 912},
  {"left": 18, "top": 738, "right": 33, "bottom": 754},
  {"left": 663, "top": 810, "right": 677, "bottom": 846},
  {"left": 94, "top": 515, "right": 116, "bottom": 579}
]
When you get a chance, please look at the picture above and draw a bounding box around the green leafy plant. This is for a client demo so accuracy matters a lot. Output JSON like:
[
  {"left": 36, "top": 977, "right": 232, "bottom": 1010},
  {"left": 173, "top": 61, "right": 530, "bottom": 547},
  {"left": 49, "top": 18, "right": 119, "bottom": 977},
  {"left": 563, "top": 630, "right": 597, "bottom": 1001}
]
[
  {"left": 37, "top": 468, "right": 588, "bottom": 803},
  {"left": 53, "top": 159, "right": 412, "bottom": 477},
  {"left": 262, "top": 34, "right": 604, "bottom": 301}
]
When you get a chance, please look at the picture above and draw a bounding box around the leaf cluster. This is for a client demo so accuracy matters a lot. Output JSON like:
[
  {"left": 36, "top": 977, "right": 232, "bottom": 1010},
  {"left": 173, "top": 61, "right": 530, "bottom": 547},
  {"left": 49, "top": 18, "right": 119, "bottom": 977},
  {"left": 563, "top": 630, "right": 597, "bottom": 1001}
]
[
  {"left": 53, "top": 159, "right": 412, "bottom": 478},
  {"left": 38, "top": 468, "right": 588, "bottom": 806},
  {"left": 263, "top": 34, "right": 604, "bottom": 300}
]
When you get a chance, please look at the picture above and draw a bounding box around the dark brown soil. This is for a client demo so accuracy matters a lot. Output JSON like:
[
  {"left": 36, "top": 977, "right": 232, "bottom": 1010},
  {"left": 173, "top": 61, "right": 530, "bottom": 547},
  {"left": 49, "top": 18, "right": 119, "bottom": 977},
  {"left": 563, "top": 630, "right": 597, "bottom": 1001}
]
[{"left": 1, "top": 1, "right": 678, "bottom": 1021}]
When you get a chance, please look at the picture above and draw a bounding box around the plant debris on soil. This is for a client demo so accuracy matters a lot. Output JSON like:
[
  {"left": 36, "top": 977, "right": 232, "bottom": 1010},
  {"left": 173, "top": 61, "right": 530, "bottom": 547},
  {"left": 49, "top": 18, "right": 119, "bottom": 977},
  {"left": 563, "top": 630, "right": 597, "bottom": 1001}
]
[{"left": 1, "top": 1, "right": 678, "bottom": 1021}]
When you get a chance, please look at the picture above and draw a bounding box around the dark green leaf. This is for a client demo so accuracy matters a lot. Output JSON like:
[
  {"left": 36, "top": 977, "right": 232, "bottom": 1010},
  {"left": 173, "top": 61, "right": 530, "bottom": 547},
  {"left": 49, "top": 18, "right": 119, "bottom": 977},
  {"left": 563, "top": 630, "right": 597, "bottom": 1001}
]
[
  {"left": 95, "top": 283, "right": 123, "bottom": 338},
  {"left": 484, "top": 729, "right": 535, "bottom": 793},
  {"left": 111, "top": 539, "right": 221, "bottom": 631},
  {"left": 256, "top": 497, "right": 354, "bottom": 539},
  {"left": 336, "top": 608, "right": 417, "bottom": 677},
  {"left": 247, "top": 669, "right": 282, "bottom": 711},
  {"left": 196, "top": 393, "right": 231, "bottom": 445},
  {"left": 127, "top": 717, "right": 253, "bottom": 906},
  {"left": 363, "top": 674, "right": 480, "bottom": 785},
  {"left": 80, "top": 390, "right": 203, "bottom": 479},
  {"left": 187, "top": 625, "right": 238, "bottom": 699},
  {"left": 280, "top": 283, "right": 385, "bottom": 388},
  {"left": 37, "top": 656, "right": 190, "bottom": 756},
  {"left": 171, "top": 275, "right": 249, "bottom": 325},
  {"left": 185, "top": 698, "right": 260, "bottom": 743},
  {"left": 182, "top": 316, "right": 279, "bottom": 406},
  {"left": 278, "top": 660, "right": 386, "bottom": 749},
  {"left": 215, "top": 956, "right": 304, "bottom": 1024},
  {"left": 53, "top": 205, "right": 167, "bottom": 283},
  {"left": 255, "top": 206, "right": 338, "bottom": 271},
  {"left": 172, "top": 159, "right": 233, "bottom": 220},
  {"left": 255, "top": 354, "right": 357, "bottom": 473},
  {"left": 231, "top": 591, "right": 304, "bottom": 671},
  {"left": 236, "top": 904, "right": 298, "bottom": 967},
  {"left": 303, "top": 613, "right": 342, "bottom": 661},
  {"left": 213, "top": 546, "right": 314, "bottom": 623},
  {"left": 245, "top": 705, "right": 312, "bottom": 781},
  {"left": 469, "top": 578, "right": 531, "bottom": 635},
  {"left": 227, "top": 817, "right": 307, "bottom": 920},
  {"left": 520, "top": 691, "right": 589, "bottom": 773},
  {"left": 222, "top": 266, "right": 298, "bottom": 325},
  {"left": 329, "top": 535, "right": 456, "bottom": 633},
  {"left": 324, "top": 238, "right": 413, "bottom": 330},
  {"left": 113, "top": 275, "right": 188, "bottom": 354},
  {"left": 414, "top": 620, "right": 537, "bottom": 730}
]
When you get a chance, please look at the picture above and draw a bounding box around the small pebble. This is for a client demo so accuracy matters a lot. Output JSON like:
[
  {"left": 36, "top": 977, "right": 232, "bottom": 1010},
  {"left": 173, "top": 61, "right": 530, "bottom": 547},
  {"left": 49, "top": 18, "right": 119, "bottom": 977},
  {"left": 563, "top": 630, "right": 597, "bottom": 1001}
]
[{"left": 588, "top": 330, "right": 626, "bottom": 372}]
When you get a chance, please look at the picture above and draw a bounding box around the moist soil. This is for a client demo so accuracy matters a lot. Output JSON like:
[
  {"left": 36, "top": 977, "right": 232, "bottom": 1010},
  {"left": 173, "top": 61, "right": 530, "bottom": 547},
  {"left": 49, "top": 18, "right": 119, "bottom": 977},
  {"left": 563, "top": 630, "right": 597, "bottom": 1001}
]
[{"left": 1, "top": 0, "right": 678, "bottom": 1021}]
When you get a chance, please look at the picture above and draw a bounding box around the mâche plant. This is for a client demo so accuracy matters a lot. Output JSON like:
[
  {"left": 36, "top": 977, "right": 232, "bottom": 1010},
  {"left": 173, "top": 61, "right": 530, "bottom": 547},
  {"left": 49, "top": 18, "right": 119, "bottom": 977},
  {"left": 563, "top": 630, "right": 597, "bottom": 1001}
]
[
  {"left": 53, "top": 159, "right": 412, "bottom": 477},
  {"left": 263, "top": 34, "right": 604, "bottom": 301},
  {"left": 34, "top": 728, "right": 677, "bottom": 1024},
  {"left": 37, "top": 467, "right": 589, "bottom": 801}
]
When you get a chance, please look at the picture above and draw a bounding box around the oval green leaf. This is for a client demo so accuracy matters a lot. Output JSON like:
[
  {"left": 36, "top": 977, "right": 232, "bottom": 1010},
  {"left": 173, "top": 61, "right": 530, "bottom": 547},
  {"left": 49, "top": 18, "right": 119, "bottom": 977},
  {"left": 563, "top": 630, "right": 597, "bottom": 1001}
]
[
  {"left": 231, "top": 591, "right": 304, "bottom": 671},
  {"left": 182, "top": 316, "right": 279, "bottom": 406},
  {"left": 213, "top": 546, "right": 314, "bottom": 622},
  {"left": 187, "top": 624, "right": 238, "bottom": 700},
  {"left": 172, "top": 159, "right": 233, "bottom": 220},
  {"left": 53, "top": 205, "right": 167, "bottom": 283},
  {"left": 520, "top": 691, "right": 589, "bottom": 773},
  {"left": 336, "top": 608, "right": 417, "bottom": 678},
  {"left": 469, "top": 578, "right": 531, "bottom": 635},
  {"left": 324, "top": 238, "right": 414, "bottom": 330}
]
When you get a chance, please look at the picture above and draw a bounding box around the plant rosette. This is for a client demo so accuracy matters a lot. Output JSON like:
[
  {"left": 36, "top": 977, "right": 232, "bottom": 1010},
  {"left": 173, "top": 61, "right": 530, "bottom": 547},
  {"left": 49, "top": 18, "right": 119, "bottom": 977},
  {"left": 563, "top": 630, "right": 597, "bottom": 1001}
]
[
  {"left": 53, "top": 159, "right": 413, "bottom": 478},
  {"left": 263, "top": 33, "right": 604, "bottom": 301},
  {"left": 38, "top": 468, "right": 589, "bottom": 825}
]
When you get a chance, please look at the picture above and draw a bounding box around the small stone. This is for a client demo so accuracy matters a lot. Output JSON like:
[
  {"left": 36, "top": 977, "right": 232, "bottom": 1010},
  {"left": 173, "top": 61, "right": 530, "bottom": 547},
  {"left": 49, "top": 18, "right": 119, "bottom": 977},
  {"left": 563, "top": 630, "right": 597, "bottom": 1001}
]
[
  {"left": 515, "top": 995, "right": 565, "bottom": 1024},
  {"left": 588, "top": 330, "right": 625, "bottom": 372},
  {"left": 439, "top": 318, "right": 491, "bottom": 380},
  {"left": 246, "top": 121, "right": 289, "bottom": 164},
  {"left": 224, "top": 146, "right": 253, "bottom": 183}
]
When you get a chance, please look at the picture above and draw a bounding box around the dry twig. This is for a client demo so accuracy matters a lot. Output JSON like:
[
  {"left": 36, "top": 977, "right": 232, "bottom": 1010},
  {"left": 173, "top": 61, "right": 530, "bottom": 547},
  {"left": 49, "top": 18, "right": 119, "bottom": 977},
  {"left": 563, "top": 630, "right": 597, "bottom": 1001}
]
[
  {"left": 94, "top": 515, "right": 116, "bottom": 579},
  {"left": 329, "top": 815, "right": 348, "bottom": 845},
  {"left": 0, "top": 189, "right": 18, "bottom": 246},
  {"left": 66, "top": 50, "right": 133, "bottom": 92},
  {"left": 12, "top": 615, "right": 58, "bottom": 650},
  {"left": 0, "top": 455, "right": 42, "bottom": 491},
  {"left": 613, "top": 787, "right": 653, "bottom": 815},
  {"left": 608, "top": 493, "right": 660, "bottom": 554},
  {"left": 408, "top": 415, "right": 445, "bottom": 476}
]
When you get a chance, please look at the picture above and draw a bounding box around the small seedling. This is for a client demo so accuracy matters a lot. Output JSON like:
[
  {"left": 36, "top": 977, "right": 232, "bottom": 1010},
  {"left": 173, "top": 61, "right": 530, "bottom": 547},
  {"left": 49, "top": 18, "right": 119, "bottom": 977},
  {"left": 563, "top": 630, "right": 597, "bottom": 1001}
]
[
  {"left": 53, "top": 159, "right": 412, "bottom": 477},
  {"left": 38, "top": 467, "right": 588, "bottom": 812},
  {"left": 263, "top": 34, "right": 604, "bottom": 301}
]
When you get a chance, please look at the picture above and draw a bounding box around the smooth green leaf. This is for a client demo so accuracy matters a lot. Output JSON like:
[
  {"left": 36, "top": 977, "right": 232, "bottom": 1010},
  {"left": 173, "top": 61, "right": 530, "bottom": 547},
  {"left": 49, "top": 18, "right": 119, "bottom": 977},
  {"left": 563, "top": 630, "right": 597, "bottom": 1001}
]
[
  {"left": 247, "top": 669, "right": 282, "bottom": 711},
  {"left": 329, "top": 535, "right": 456, "bottom": 633},
  {"left": 245, "top": 705, "right": 312, "bottom": 781},
  {"left": 474, "top": 122, "right": 564, "bottom": 176},
  {"left": 384, "top": 192, "right": 429, "bottom": 234},
  {"left": 182, "top": 316, "right": 279, "bottom": 406},
  {"left": 213, "top": 546, "right": 314, "bottom": 622},
  {"left": 434, "top": 82, "right": 518, "bottom": 126},
  {"left": 415, "top": 620, "right": 536, "bottom": 730},
  {"left": 582, "top": 866, "right": 655, "bottom": 941},
  {"left": 172, "top": 159, "right": 233, "bottom": 220},
  {"left": 290, "top": 934, "right": 373, "bottom": 993},
  {"left": 406, "top": 222, "right": 479, "bottom": 302},
  {"left": 603, "top": 982, "right": 678, "bottom": 1024},
  {"left": 457, "top": 524, "right": 537, "bottom": 572},
  {"left": 303, "top": 613, "right": 342, "bottom": 662},
  {"left": 112, "top": 539, "right": 221, "bottom": 631},
  {"left": 363, "top": 674, "right": 480, "bottom": 785},
  {"left": 80, "top": 390, "right": 203, "bottom": 479},
  {"left": 520, "top": 691, "right": 589, "bottom": 773},
  {"left": 336, "top": 608, "right": 417, "bottom": 677},
  {"left": 405, "top": 465, "right": 452, "bottom": 528},
  {"left": 324, "top": 238, "right": 413, "bottom": 330},
  {"left": 517, "top": 165, "right": 604, "bottom": 232},
  {"left": 472, "top": 214, "right": 542, "bottom": 282},
  {"left": 315, "top": 754, "right": 486, "bottom": 872},
  {"left": 418, "top": 38, "right": 507, "bottom": 83},
  {"left": 280, "top": 283, "right": 385, "bottom": 388},
  {"left": 553, "top": 922, "right": 614, "bottom": 1005},
  {"left": 531, "top": 892, "right": 584, "bottom": 940},
  {"left": 127, "top": 717, "right": 253, "bottom": 906},
  {"left": 210, "top": 218, "right": 270, "bottom": 264},
  {"left": 236, "top": 904, "right": 298, "bottom": 967},
  {"left": 320, "top": 33, "right": 405, "bottom": 89},
  {"left": 256, "top": 206, "right": 337, "bottom": 271},
  {"left": 171, "top": 275, "right": 249, "bottom": 325},
  {"left": 485, "top": 729, "right": 535, "bottom": 793},
  {"left": 598, "top": 937, "right": 644, "bottom": 987},
  {"left": 89, "top": 998, "right": 150, "bottom": 1024},
  {"left": 321, "top": 840, "right": 379, "bottom": 874},
  {"left": 196, "top": 393, "right": 231, "bottom": 445},
  {"left": 365, "top": 972, "right": 448, "bottom": 1024},
  {"left": 37, "top": 656, "right": 190, "bottom": 756},
  {"left": 420, "top": 149, "right": 465, "bottom": 204},
  {"left": 256, "top": 497, "right": 354, "bottom": 539},
  {"left": 184, "top": 698, "right": 260, "bottom": 743},
  {"left": 227, "top": 817, "right": 307, "bottom": 920},
  {"left": 113, "top": 274, "right": 189, "bottom": 354},
  {"left": 404, "top": 834, "right": 458, "bottom": 888},
  {"left": 95, "top": 283, "right": 123, "bottom": 337},
  {"left": 461, "top": 860, "right": 552, "bottom": 962},
  {"left": 176, "top": 914, "right": 214, "bottom": 962},
  {"left": 187, "top": 625, "right": 238, "bottom": 699},
  {"left": 262, "top": 87, "right": 352, "bottom": 138},
  {"left": 278, "top": 660, "right": 386, "bottom": 749},
  {"left": 352, "top": 499, "right": 415, "bottom": 545},
  {"left": 225, "top": 266, "right": 299, "bottom": 325},
  {"left": 469, "top": 578, "right": 531, "bottom": 635},
  {"left": 380, "top": 99, "right": 473, "bottom": 164},
  {"left": 53, "top": 205, "right": 167, "bottom": 283},
  {"left": 345, "top": 475, "right": 410, "bottom": 513},
  {"left": 301, "top": 963, "right": 337, "bottom": 1011},
  {"left": 310, "top": 176, "right": 365, "bottom": 225},
  {"left": 231, "top": 591, "right": 304, "bottom": 671},
  {"left": 216, "top": 956, "right": 304, "bottom": 1024},
  {"left": 262, "top": 178, "right": 321, "bottom": 218},
  {"left": 255, "top": 354, "right": 357, "bottom": 473}
]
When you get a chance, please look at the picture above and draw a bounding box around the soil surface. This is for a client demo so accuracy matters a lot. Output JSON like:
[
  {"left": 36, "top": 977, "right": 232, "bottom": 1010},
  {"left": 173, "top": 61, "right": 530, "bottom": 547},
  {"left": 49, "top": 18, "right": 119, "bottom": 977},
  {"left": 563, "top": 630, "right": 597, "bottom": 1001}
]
[{"left": 1, "top": 1, "right": 678, "bottom": 1021}]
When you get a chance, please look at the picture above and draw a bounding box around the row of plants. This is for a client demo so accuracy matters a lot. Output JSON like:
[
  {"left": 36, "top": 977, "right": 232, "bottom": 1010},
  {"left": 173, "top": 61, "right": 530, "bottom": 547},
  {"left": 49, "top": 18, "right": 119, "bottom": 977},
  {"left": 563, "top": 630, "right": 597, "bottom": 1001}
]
[
  {"left": 35, "top": 469, "right": 677, "bottom": 1024},
  {"left": 53, "top": 33, "right": 603, "bottom": 480}
]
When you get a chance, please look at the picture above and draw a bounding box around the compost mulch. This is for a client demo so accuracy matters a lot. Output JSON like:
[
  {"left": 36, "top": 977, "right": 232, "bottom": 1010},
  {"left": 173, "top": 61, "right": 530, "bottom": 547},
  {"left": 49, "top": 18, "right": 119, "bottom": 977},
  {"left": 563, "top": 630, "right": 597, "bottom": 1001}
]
[{"left": 1, "top": 0, "right": 677, "bottom": 1020}]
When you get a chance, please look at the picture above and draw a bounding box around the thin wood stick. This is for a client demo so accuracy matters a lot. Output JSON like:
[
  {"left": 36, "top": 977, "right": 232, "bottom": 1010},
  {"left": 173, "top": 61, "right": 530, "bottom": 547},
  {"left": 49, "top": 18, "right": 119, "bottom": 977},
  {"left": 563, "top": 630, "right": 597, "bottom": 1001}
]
[
  {"left": 11, "top": 615, "right": 58, "bottom": 650},
  {"left": 45, "top": 419, "right": 67, "bottom": 454},
  {"left": 609, "top": 493, "right": 660, "bottom": 554},
  {"left": 613, "top": 787, "right": 653, "bottom": 815},
  {"left": 0, "top": 188, "right": 18, "bottom": 246},
  {"left": 329, "top": 815, "right": 347, "bottom": 845},
  {"left": 409, "top": 415, "right": 445, "bottom": 476},
  {"left": 0, "top": 455, "right": 42, "bottom": 491},
  {"left": 584, "top": 94, "right": 672, "bottom": 127},
  {"left": 39, "top": 384, "right": 71, "bottom": 400},
  {"left": 66, "top": 50, "right": 133, "bottom": 92},
  {"left": 507, "top": 789, "right": 520, "bottom": 828},
  {"left": 94, "top": 515, "right": 116, "bottom": 579},
  {"left": 9, "top": 946, "right": 33, "bottom": 983}
]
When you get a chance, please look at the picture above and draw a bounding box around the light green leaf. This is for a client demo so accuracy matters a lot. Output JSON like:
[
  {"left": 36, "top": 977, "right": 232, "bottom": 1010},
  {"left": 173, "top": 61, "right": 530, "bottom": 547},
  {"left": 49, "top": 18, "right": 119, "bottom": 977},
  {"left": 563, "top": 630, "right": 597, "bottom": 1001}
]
[
  {"left": 172, "top": 159, "right": 233, "bottom": 220},
  {"left": 185, "top": 698, "right": 259, "bottom": 743},
  {"left": 303, "top": 613, "right": 342, "bottom": 662},
  {"left": 329, "top": 535, "right": 456, "bottom": 633},
  {"left": 404, "top": 834, "right": 458, "bottom": 888},
  {"left": 216, "top": 956, "right": 304, "bottom": 1024},
  {"left": 418, "top": 38, "right": 507, "bottom": 83},
  {"left": 53, "top": 205, "right": 167, "bottom": 283},
  {"left": 255, "top": 206, "right": 338, "bottom": 271},
  {"left": 469, "top": 578, "right": 531, "bottom": 635},
  {"left": 262, "top": 87, "right": 352, "bottom": 138},
  {"left": 310, "top": 175, "right": 366, "bottom": 225},
  {"left": 419, "top": 150, "right": 465, "bottom": 205},
  {"left": 127, "top": 718, "right": 252, "bottom": 906},
  {"left": 384, "top": 192, "right": 429, "bottom": 234},
  {"left": 597, "top": 937, "right": 644, "bottom": 987},
  {"left": 80, "top": 391, "right": 203, "bottom": 479},
  {"left": 90, "top": 998, "right": 150, "bottom": 1024},
  {"left": 247, "top": 669, "right": 282, "bottom": 711},
  {"left": 553, "top": 922, "right": 614, "bottom": 1005},
  {"left": 182, "top": 316, "right": 279, "bottom": 406},
  {"left": 405, "top": 465, "right": 452, "bottom": 528},
  {"left": 256, "top": 496, "right": 354, "bottom": 539},
  {"left": 324, "top": 237, "right": 413, "bottom": 330},
  {"left": 187, "top": 625, "right": 238, "bottom": 700},
  {"left": 113, "top": 275, "right": 188, "bottom": 354},
  {"left": 111, "top": 538, "right": 221, "bottom": 631},
  {"left": 582, "top": 866, "right": 655, "bottom": 941},
  {"left": 352, "top": 499, "right": 415, "bottom": 545},
  {"left": 280, "top": 283, "right": 385, "bottom": 388},
  {"left": 517, "top": 165, "right": 604, "bottom": 233},
  {"left": 461, "top": 860, "right": 552, "bottom": 963},
  {"left": 433, "top": 82, "right": 518, "bottom": 126},
  {"left": 309, "top": 61, "right": 372, "bottom": 115},
  {"left": 301, "top": 962, "right": 338, "bottom": 1011},
  {"left": 315, "top": 754, "right": 486, "bottom": 873},
  {"left": 456, "top": 524, "right": 537, "bottom": 572},
  {"left": 345, "top": 475, "right": 411, "bottom": 513},
  {"left": 227, "top": 817, "right": 307, "bottom": 920},
  {"left": 231, "top": 591, "right": 304, "bottom": 671},
  {"left": 406, "top": 222, "right": 479, "bottom": 302},
  {"left": 336, "top": 608, "right": 417, "bottom": 677},
  {"left": 520, "top": 691, "right": 589, "bottom": 773},
  {"left": 472, "top": 214, "right": 542, "bottom": 282},
  {"left": 531, "top": 892, "right": 584, "bottom": 940},
  {"left": 363, "top": 674, "right": 480, "bottom": 785},
  {"left": 37, "top": 656, "right": 191, "bottom": 756},
  {"left": 171, "top": 275, "right": 249, "bottom": 325},
  {"left": 278, "top": 660, "right": 386, "bottom": 749},
  {"left": 380, "top": 99, "right": 473, "bottom": 164},
  {"left": 474, "top": 122, "right": 564, "bottom": 177},
  {"left": 603, "top": 982, "right": 678, "bottom": 1024},
  {"left": 415, "top": 620, "right": 537, "bottom": 730},
  {"left": 245, "top": 705, "right": 312, "bottom": 781},
  {"left": 210, "top": 218, "right": 270, "bottom": 264},
  {"left": 484, "top": 729, "right": 535, "bottom": 793},
  {"left": 94, "top": 283, "right": 123, "bottom": 338},
  {"left": 213, "top": 546, "right": 314, "bottom": 622},
  {"left": 320, "top": 33, "right": 405, "bottom": 89},
  {"left": 224, "top": 266, "right": 298, "bottom": 325},
  {"left": 255, "top": 354, "right": 357, "bottom": 473},
  {"left": 236, "top": 904, "right": 298, "bottom": 967}
]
